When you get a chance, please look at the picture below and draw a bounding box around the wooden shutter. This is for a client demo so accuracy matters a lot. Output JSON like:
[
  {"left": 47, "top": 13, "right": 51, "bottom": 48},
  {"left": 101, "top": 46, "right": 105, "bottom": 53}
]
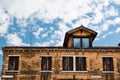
[
  {"left": 103, "top": 57, "right": 114, "bottom": 71},
  {"left": 63, "top": 57, "right": 73, "bottom": 71},
  {"left": 8, "top": 56, "right": 19, "bottom": 70},
  {"left": 76, "top": 57, "right": 86, "bottom": 71},
  {"left": 41, "top": 57, "right": 52, "bottom": 70}
]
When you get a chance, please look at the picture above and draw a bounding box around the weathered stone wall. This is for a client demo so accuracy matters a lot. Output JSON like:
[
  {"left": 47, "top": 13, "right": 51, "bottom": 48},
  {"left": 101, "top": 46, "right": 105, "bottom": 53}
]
[{"left": 2, "top": 48, "right": 120, "bottom": 80}]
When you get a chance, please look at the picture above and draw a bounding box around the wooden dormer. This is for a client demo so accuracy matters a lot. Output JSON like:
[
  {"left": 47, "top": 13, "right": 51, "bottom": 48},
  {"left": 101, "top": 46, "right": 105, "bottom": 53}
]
[{"left": 63, "top": 25, "right": 97, "bottom": 48}]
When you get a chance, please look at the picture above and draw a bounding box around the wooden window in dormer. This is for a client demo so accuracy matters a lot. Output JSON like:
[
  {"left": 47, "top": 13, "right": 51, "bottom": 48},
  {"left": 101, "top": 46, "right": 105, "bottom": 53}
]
[
  {"left": 82, "top": 38, "right": 90, "bottom": 48},
  {"left": 8, "top": 56, "right": 19, "bottom": 70},
  {"left": 73, "top": 37, "right": 90, "bottom": 48},
  {"left": 73, "top": 38, "right": 81, "bottom": 48}
]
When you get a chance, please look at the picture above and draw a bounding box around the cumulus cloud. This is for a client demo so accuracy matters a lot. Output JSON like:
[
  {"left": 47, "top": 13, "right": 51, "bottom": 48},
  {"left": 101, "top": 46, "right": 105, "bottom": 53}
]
[
  {"left": 34, "top": 39, "right": 54, "bottom": 46},
  {"left": 105, "top": 5, "right": 119, "bottom": 17},
  {"left": 0, "top": 0, "right": 120, "bottom": 47},
  {"left": 0, "top": 0, "right": 118, "bottom": 26},
  {"left": 112, "top": 0, "right": 120, "bottom": 5},
  {"left": 0, "top": 7, "right": 10, "bottom": 36},
  {"left": 0, "top": 50, "right": 2, "bottom": 54},
  {"left": 115, "top": 27, "right": 120, "bottom": 33},
  {"left": 0, "top": 0, "right": 42, "bottom": 18},
  {"left": 113, "top": 18, "right": 120, "bottom": 24},
  {"left": 42, "top": 32, "right": 48, "bottom": 38},
  {"left": 0, "top": 0, "right": 107, "bottom": 23},
  {"left": 102, "top": 32, "right": 114, "bottom": 38},
  {"left": 32, "top": 26, "right": 44, "bottom": 39},
  {"left": 6, "top": 33, "right": 28, "bottom": 46}
]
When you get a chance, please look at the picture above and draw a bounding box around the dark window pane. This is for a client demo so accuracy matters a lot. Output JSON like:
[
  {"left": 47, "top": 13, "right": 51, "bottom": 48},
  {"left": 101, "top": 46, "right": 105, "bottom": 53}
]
[
  {"left": 103, "top": 57, "right": 114, "bottom": 71},
  {"left": 8, "top": 56, "right": 19, "bottom": 70},
  {"left": 73, "top": 38, "right": 80, "bottom": 48},
  {"left": 76, "top": 57, "right": 86, "bottom": 71},
  {"left": 63, "top": 57, "right": 73, "bottom": 71},
  {"left": 41, "top": 57, "right": 52, "bottom": 71},
  {"left": 82, "top": 38, "right": 89, "bottom": 48}
]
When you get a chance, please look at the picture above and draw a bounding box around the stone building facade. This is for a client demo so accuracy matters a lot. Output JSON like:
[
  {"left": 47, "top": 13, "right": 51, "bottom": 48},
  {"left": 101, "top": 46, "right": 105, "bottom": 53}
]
[{"left": 1, "top": 25, "right": 120, "bottom": 80}]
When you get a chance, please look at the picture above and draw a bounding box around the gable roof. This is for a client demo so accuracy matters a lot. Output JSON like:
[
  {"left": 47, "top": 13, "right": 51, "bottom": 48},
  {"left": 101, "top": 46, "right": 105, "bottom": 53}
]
[{"left": 63, "top": 25, "right": 98, "bottom": 47}]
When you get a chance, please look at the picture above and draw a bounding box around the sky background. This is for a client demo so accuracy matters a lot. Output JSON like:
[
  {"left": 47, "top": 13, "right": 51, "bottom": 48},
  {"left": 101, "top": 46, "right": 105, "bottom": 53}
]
[{"left": 0, "top": 0, "right": 120, "bottom": 72}]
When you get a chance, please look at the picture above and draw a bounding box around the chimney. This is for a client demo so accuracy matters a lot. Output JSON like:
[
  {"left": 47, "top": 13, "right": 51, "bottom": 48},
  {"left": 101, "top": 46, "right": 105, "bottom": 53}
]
[{"left": 118, "top": 43, "right": 120, "bottom": 46}]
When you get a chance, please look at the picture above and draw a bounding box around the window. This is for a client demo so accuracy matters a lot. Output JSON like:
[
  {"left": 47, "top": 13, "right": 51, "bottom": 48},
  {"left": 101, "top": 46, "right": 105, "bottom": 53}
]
[
  {"left": 62, "top": 56, "right": 87, "bottom": 71},
  {"left": 62, "top": 57, "right": 73, "bottom": 71},
  {"left": 102, "top": 57, "right": 114, "bottom": 71},
  {"left": 8, "top": 56, "right": 19, "bottom": 70},
  {"left": 82, "top": 38, "right": 89, "bottom": 48},
  {"left": 73, "top": 38, "right": 80, "bottom": 48},
  {"left": 73, "top": 37, "right": 90, "bottom": 48},
  {"left": 41, "top": 56, "right": 52, "bottom": 71},
  {"left": 76, "top": 57, "right": 86, "bottom": 71}
]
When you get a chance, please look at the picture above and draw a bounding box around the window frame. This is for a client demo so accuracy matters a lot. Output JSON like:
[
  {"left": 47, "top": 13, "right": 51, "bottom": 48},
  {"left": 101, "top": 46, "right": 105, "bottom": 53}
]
[
  {"left": 82, "top": 38, "right": 90, "bottom": 48},
  {"left": 102, "top": 56, "right": 114, "bottom": 73},
  {"left": 40, "top": 56, "right": 52, "bottom": 72},
  {"left": 62, "top": 56, "right": 73, "bottom": 71},
  {"left": 7, "top": 55, "right": 20, "bottom": 72},
  {"left": 62, "top": 55, "right": 87, "bottom": 72},
  {"left": 76, "top": 56, "right": 87, "bottom": 71},
  {"left": 73, "top": 36, "right": 91, "bottom": 48}
]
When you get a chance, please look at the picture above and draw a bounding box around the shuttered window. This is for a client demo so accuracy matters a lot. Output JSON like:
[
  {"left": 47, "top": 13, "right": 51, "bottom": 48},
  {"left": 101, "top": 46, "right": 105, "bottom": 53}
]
[
  {"left": 62, "top": 57, "right": 73, "bottom": 71},
  {"left": 41, "top": 56, "right": 52, "bottom": 71},
  {"left": 76, "top": 57, "right": 86, "bottom": 71},
  {"left": 8, "top": 56, "right": 19, "bottom": 70},
  {"left": 62, "top": 56, "right": 87, "bottom": 71},
  {"left": 103, "top": 57, "right": 114, "bottom": 71}
]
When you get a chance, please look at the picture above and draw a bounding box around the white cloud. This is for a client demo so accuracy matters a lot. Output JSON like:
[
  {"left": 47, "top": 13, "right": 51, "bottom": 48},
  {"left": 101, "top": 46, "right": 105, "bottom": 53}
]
[
  {"left": 0, "top": 0, "right": 116, "bottom": 27},
  {"left": 0, "top": 0, "right": 120, "bottom": 47},
  {"left": 32, "top": 26, "right": 44, "bottom": 39},
  {"left": 34, "top": 39, "right": 54, "bottom": 46},
  {"left": 102, "top": 31, "right": 114, "bottom": 38},
  {"left": 91, "top": 5, "right": 104, "bottom": 24},
  {"left": 0, "top": 50, "right": 2, "bottom": 54},
  {"left": 105, "top": 6, "right": 119, "bottom": 17},
  {"left": 101, "top": 23, "right": 109, "bottom": 31},
  {"left": 112, "top": 0, "right": 120, "bottom": 5},
  {"left": 16, "top": 19, "right": 28, "bottom": 27},
  {"left": 0, "top": 0, "right": 106, "bottom": 24},
  {"left": 42, "top": 33, "right": 48, "bottom": 38},
  {"left": 0, "top": 7, "right": 10, "bottom": 36},
  {"left": 113, "top": 17, "right": 120, "bottom": 24},
  {"left": 115, "top": 27, "right": 120, "bottom": 33},
  {"left": 92, "top": 17, "right": 120, "bottom": 36},
  {"left": 101, "top": 17, "right": 120, "bottom": 27},
  {"left": 2, "top": 0, "right": 43, "bottom": 18},
  {"left": 72, "top": 17, "right": 92, "bottom": 28},
  {"left": 58, "top": 22, "right": 70, "bottom": 33},
  {"left": 6, "top": 33, "right": 28, "bottom": 46},
  {"left": 50, "top": 22, "right": 71, "bottom": 46}
]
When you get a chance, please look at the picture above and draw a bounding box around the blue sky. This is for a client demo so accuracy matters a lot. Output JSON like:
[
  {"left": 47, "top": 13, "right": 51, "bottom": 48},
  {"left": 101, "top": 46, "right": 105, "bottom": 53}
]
[
  {"left": 0, "top": 0, "right": 120, "bottom": 71},
  {"left": 0, "top": 0, "right": 120, "bottom": 54}
]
